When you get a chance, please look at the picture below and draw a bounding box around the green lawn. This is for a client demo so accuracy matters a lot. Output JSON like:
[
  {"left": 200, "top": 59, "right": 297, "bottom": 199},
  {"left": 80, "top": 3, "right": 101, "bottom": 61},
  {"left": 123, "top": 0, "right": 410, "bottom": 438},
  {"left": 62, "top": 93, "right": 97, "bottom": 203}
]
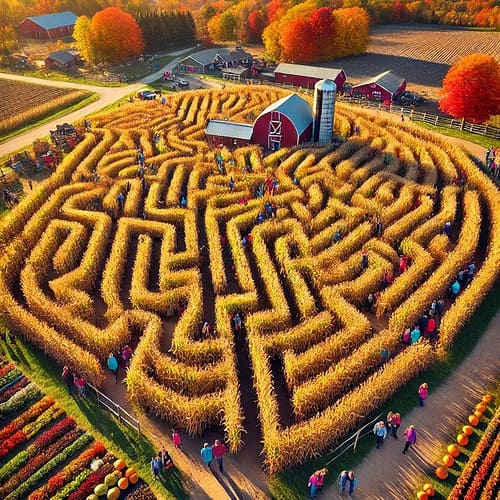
[
  {"left": 0, "top": 334, "right": 188, "bottom": 499},
  {"left": 413, "top": 120, "right": 500, "bottom": 150},
  {"left": 269, "top": 283, "right": 499, "bottom": 499}
]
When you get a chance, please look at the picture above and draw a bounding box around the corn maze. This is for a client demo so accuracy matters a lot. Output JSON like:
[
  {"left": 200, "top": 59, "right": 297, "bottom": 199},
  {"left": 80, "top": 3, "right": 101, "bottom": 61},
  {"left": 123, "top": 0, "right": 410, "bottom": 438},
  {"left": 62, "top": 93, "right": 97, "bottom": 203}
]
[{"left": 0, "top": 87, "right": 498, "bottom": 473}]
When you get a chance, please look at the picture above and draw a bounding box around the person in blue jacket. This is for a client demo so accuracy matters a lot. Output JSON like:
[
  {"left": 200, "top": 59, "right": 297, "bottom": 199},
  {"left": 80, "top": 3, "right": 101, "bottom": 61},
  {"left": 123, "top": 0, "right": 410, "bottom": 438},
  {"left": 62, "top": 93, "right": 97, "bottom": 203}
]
[
  {"left": 201, "top": 442, "right": 213, "bottom": 469},
  {"left": 107, "top": 353, "right": 119, "bottom": 382}
]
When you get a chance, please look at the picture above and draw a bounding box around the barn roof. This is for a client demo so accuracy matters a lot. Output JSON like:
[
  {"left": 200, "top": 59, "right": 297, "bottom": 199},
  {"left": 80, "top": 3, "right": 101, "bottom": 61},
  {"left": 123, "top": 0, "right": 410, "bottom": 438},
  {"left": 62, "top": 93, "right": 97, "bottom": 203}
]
[
  {"left": 21, "top": 11, "right": 77, "bottom": 30},
  {"left": 274, "top": 63, "right": 344, "bottom": 81},
  {"left": 182, "top": 48, "right": 252, "bottom": 67},
  {"left": 353, "top": 70, "right": 405, "bottom": 95},
  {"left": 46, "top": 50, "right": 76, "bottom": 64},
  {"left": 206, "top": 120, "right": 253, "bottom": 140},
  {"left": 221, "top": 66, "right": 248, "bottom": 76},
  {"left": 259, "top": 94, "right": 312, "bottom": 136}
]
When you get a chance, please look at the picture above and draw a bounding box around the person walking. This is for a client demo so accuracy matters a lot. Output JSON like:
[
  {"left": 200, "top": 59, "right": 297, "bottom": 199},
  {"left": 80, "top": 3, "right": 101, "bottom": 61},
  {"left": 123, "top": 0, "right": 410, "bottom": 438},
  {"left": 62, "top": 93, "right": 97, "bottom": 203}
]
[
  {"left": 61, "top": 365, "right": 74, "bottom": 395},
  {"left": 308, "top": 470, "right": 321, "bottom": 499},
  {"left": 402, "top": 425, "right": 417, "bottom": 454},
  {"left": 121, "top": 344, "right": 132, "bottom": 366},
  {"left": 212, "top": 439, "right": 226, "bottom": 473},
  {"left": 390, "top": 412, "right": 401, "bottom": 438},
  {"left": 107, "top": 353, "right": 119, "bottom": 382},
  {"left": 418, "top": 382, "right": 429, "bottom": 406},
  {"left": 361, "top": 250, "right": 369, "bottom": 270},
  {"left": 373, "top": 421, "right": 387, "bottom": 449},
  {"left": 232, "top": 313, "right": 242, "bottom": 332},
  {"left": 151, "top": 455, "right": 161, "bottom": 479},
  {"left": 316, "top": 468, "right": 328, "bottom": 493},
  {"left": 172, "top": 429, "right": 183, "bottom": 450},
  {"left": 201, "top": 442, "right": 213, "bottom": 469},
  {"left": 339, "top": 470, "right": 357, "bottom": 496}
]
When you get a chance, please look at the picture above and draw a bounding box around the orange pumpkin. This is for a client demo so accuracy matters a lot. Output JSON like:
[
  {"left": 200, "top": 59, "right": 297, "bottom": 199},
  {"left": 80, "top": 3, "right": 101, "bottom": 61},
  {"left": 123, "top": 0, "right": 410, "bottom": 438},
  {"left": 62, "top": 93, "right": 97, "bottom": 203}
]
[
  {"left": 436, "top": 466, "right": 449, "bottom": 480},
  {"left": 473, "top": 410, "right": 482, "bottom": 418},
  {"left": 113, "top": 458, "right": 126, "bottom": 471},
  {"left": 442, "top": 454, "right": 454, "bottom": 467},
  {"left": 423, "top": 483, "right": 435, "bottom": 496},
  {"left": 129, "top": 472, "right": 139, "bottom": 484},
  {"left": 118, "top": 477, "right": 129, "bottom": 490},
  {"left": 468, "top": 415, "right": 479, "bottom": 426},
  {"left": 483, "top": 394, "right": 493, "bottom": 403},
  {"left": 447, "top": 444, "right": 460, "bottom": 457},
  {"left": 475, "top": 403, "right": 486, "bottom": 413},
  {"left": 462, "top": 425, "right": 474, "bottom": 436},
  {"left": 125, "top": 467, "right": 137, "bottom": 479},
  {"left": 417, "top": 492, "right": 428, "bottom": 500},
  {"left": 457, "top": 433, "right": 469, "bottom": 446}
]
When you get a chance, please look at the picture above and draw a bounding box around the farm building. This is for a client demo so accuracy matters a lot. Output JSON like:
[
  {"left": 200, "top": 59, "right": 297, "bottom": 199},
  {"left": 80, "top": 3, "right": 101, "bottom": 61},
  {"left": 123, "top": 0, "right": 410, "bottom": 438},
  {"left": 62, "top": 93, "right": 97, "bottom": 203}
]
[
  {"left": 205, "top": 120, "right": 253, "bottom": 148},
  {"left": 252, "top": 93, "right": 313, "bottom": 150},
  {"left": 222, "top": 66, "right": 249, "bottom": 81},
  {"left": 45, "top": 50, "right": 79, "bottom": 70},
  {"left": 351, "top": 71, "right": 406, "bottom": 102},
  {"left": 176, "top": 47, "right": 252, "bottom": 74},
  {"left": 18, "top": 11, "right": 77, "bottom": 39},
  {"left": 274, "top": 63, "right": 346, "bottom": 91}
]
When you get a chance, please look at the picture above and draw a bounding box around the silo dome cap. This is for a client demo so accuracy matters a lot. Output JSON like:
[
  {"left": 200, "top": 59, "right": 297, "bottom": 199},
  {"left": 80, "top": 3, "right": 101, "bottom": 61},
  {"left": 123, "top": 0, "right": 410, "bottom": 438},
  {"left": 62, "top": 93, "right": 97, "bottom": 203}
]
[{"left": 315, "top": 79, "right": 337, "bottom": 91}]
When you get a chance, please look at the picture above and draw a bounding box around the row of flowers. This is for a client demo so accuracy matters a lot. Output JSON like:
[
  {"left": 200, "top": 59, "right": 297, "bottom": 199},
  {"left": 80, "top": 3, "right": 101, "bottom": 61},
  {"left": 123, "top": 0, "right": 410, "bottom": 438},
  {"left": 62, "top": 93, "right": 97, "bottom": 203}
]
[{"left": 0, "top": 355, "right": 156, "bottom": 499}]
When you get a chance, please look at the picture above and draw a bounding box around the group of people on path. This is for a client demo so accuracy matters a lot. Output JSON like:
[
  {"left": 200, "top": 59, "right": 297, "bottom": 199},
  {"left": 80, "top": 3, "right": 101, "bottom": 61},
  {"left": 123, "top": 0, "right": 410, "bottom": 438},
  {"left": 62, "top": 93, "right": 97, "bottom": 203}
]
[
  {"left": 106, "top": 345, "right": 133, "bottom": 382},
  {"left": 61, "top": 365, "right": 86, "bottom": 397},
  {"left": 308, "top": 468, "right": 357, "bottom": 499},
  {"left": 201, "top": 439, "right": 227, "bottom": 473}
]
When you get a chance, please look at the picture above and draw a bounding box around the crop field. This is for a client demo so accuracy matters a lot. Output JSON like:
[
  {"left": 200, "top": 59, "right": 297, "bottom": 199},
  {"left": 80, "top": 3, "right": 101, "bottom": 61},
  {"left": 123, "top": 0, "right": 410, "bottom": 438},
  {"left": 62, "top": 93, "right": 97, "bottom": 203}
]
[
  {"left": 0, "top": 79, "right": 91, "bottom": 137},
  {"left": 333, "top": 25, "right": 500, "bottom": 101},
  {"left": 0, "top": 87, "right": 498, "bottom": 474}
]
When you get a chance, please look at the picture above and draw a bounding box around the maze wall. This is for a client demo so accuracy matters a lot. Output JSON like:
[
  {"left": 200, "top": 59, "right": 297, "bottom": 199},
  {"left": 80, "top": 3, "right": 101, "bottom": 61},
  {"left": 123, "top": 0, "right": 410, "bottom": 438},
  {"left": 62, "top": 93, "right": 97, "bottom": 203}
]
[{"left": 0, "top": 87, "right": 498, "bottom": 472}]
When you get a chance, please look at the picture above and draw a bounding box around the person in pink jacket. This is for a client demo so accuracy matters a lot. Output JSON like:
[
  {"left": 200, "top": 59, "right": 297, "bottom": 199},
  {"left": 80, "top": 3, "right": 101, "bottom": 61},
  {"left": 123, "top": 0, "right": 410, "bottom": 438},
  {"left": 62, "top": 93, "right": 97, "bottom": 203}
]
[
  {"left": 403, "top": 425, "right": 417, "bottom": 454},
  {"left": 308, "top": 470, "right": 321, "bottom": 499},
  {"left": 418, "top": 383, "right": 429, "bottom": 406}
]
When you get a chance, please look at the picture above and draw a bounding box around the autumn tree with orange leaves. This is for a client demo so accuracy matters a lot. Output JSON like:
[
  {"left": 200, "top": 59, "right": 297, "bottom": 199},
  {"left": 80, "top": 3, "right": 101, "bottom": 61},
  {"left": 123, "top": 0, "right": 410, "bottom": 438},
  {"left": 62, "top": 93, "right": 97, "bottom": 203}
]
[
  {"left": 74, "top": 7, "right": 144, "bottom": 64},
  {"left": 439, "top": 54, "right": 500, "bottom": 123}
]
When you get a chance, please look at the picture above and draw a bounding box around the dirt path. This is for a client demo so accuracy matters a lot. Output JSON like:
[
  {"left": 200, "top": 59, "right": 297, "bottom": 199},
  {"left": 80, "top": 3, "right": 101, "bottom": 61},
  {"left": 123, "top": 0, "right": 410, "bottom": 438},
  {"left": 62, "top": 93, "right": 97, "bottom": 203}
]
[{"left": 321, "top": 310, "right": 500, "bottom": 500}]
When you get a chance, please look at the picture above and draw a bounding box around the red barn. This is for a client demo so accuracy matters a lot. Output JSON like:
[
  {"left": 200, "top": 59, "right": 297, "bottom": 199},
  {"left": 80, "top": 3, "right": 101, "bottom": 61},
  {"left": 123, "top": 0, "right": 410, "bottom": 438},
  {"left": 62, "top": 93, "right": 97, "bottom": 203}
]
[
  {"left": 205, "top": 120, "right": 253, "bottom": 148},
  {"left": 252, "top": 94, "right": 312, "bottom": 150},
  {"left": 351, "top": 71, "right": 406, "bottom": 103},
  {"left": 45, "top": 50, "right": 78, "bottom": 70},
  {"left": 18, "top": 11, "right": 77, "bottom": 39},
  {"left": 274, "top": 63, "right": 346, "bottom": 91}
]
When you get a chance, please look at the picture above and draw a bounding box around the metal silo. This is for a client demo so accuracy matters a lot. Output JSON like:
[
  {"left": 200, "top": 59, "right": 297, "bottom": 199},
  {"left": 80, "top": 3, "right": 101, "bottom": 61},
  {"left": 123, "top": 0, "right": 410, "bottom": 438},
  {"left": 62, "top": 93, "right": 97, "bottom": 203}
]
[{"left": 312, "top": 79, "right": 337, "bottom": 143}]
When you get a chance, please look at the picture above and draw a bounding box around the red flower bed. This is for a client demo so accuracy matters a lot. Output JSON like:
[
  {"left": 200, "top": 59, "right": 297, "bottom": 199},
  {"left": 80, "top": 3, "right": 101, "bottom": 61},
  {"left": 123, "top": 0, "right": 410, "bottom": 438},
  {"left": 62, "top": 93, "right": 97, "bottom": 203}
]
[
  {"left": 0, "top": 429, "right": 27, "bottom": 458},
  {"left": 0, "top": 395, "right": 54, "bottom": 441},
  {"left": 28, "top": 441, "right": 107, "bottom": 500},
  {"left": 0, "top": 376, "right": 29, "bottom": 403},
  {"left": 32, "top": 415, "right": 76, "bottom": 452},
  {"left": 0, "top": 362, "right": 14, "bottom": 378},
  {"left": 67, "top": 462, "right": 114, "bottom": 500},
  {"left": 0, "top": 428, "right": 83, "bottom": 497},
  {"left": 449, "top": 407, "right": 500, "bottom": 499}
]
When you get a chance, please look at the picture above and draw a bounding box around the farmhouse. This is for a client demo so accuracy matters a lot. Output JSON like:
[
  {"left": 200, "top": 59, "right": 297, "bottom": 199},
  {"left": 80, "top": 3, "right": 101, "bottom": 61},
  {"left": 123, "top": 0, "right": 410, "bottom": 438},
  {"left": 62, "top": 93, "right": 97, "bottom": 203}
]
[
  {"left": 351, "top": 70, "right": 406, "bottom": 102},
  {"left": 45, "top": 50, "right": 79, "bottom": 70},
  {"left": 222, "top": 66, "right": 249, "bottom": 81},
  {"left": 176, "top": 47, "right": 252, "bottom": 74},
  {"left": 18, "top": 11, "right": 78, "bottom": 39},
  {"left": 274, "top": 63, "right": 346, "bottom": 91},
  {"left": 205, "top": 120, "right": 253, "bottom": 148}
]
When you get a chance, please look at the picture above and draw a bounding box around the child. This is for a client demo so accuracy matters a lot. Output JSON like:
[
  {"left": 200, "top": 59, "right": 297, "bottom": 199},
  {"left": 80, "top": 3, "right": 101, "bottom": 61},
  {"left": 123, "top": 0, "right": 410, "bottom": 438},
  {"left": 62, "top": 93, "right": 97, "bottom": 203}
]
[
  {"left": 418, "top": 383, "right": 428, "bottom": 406},
  {"left": 172, "top": 429, "right": 183, "bottom": 450}
]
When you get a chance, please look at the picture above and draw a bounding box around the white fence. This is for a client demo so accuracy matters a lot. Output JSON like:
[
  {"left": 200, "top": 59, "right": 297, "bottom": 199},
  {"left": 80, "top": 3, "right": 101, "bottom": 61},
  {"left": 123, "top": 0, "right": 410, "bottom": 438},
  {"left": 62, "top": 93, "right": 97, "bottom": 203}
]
[{"left": 86, "top": 383, "right": 141, "bottom": 436}]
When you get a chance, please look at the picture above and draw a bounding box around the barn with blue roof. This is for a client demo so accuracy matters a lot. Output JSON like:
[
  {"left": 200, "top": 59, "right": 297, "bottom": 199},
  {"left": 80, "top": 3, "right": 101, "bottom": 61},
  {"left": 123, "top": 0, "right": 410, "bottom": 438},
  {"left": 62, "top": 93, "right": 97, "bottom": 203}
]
[{"left": 18, "top": 11, "right": 78, "bottom": 39}]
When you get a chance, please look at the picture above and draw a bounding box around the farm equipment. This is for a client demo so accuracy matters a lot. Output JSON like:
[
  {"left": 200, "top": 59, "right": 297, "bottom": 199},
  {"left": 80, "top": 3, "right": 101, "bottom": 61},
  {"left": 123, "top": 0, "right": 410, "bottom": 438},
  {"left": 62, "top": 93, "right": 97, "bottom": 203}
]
[
  {"left": 49, "top": 123, "right": 81, "bottom": 152},
  {"left": 33, "top": 139, "right": 61, "bottom": 170},
  {"left": 0, "top": 166, "right": 24, "bottom": 206}
]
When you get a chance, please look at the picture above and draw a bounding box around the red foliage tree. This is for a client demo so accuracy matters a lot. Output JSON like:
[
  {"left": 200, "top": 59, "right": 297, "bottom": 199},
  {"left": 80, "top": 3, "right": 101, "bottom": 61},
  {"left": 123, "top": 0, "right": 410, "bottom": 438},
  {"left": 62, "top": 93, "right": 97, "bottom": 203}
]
[
  {"left": 281, "top": 17, "right": 318, "bottom": 63},
  {"left": 439, "top": 53, "right": 500, "bottom": 123},
  {"left": 248, "top": 9, "right": 265, "bottom": 42},
  {"left": 309, "top": 7, "right": 335, "bottom": 61},
  {"left": 90, "top": 7, "right": 145, "bottom": 63},
  {"left": 266, "top": 0, "right": 283, "bottom": 24}
]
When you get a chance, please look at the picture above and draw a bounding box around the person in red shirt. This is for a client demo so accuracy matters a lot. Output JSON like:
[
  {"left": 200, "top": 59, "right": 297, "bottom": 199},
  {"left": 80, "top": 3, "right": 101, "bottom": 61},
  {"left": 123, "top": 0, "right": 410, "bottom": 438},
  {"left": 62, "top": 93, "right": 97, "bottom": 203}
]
[{"left": 212, "top": 439, "right": 226, "bottom": 472}]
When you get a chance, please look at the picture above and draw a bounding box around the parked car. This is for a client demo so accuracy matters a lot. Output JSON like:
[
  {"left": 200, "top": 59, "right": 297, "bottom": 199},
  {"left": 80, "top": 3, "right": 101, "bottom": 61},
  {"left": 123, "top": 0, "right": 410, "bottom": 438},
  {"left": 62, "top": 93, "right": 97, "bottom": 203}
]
[
  {"left": 395, "top": 91, "right": 423, "bottom": 106},
  {"left": 174, "top": 78, "right": 190, "bottom": 89},
  {"left": 136, "top": 89, "right": 157, "bottom": 100}
]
